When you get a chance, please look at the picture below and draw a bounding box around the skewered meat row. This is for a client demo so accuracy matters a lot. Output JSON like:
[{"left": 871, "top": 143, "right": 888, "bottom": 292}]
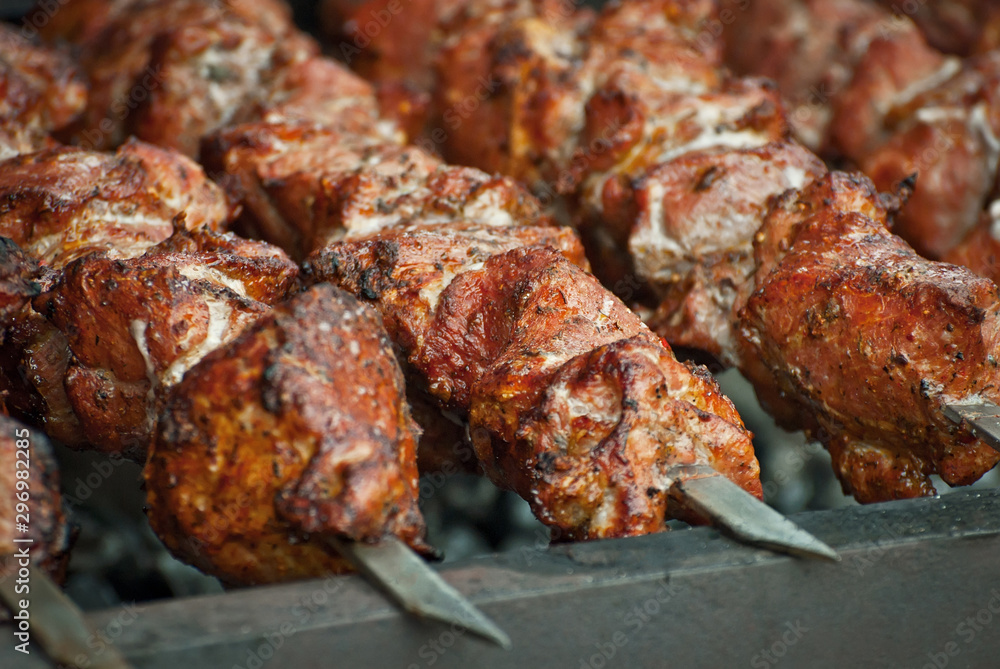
[
  {"left": 200, "top": 108, "right": 761, "bottom": 538},
  {"left": 322, "top": 0, "right": 1000, "bottom": 502},
  {"left": 146, "top": 283, "right": 430, "bottom": 585},
  {"left": 720, "top": 0, "right": 1000, "bottom": 264},
  {"left": 41, "top": 0, "right": 771, "bottom": 542}
]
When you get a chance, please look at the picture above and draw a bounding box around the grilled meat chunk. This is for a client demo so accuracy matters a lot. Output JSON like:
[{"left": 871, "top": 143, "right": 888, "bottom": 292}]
[
  {"left": 24, "top": 227, "right": 297, "bottom": 460},
  {"left": 146, "top": 284, "right": 428, "bottom": 585},
  {"left": 738, "top": 172, "right": 1000, "bottom": 502},
  {"left": 0, "top": 140, "right": 234, "bottom": 267},
  {"left": 0, "top": 414, "right": 73, "bottom": 589}
]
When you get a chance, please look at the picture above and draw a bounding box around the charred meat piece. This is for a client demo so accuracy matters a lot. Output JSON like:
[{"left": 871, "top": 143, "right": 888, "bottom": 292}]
[
  {"left": 24, "top": 226, "right": 297, "bottom": 460},
  {"left": 202, "top": 121, "right": 553, "bottom": 260},
  {"left": 146, "top": 284, "right": 428, "bottom": 585},
  {"left": 0, "top": 414, "right": 73, "bottom": 590},
  {"left": 307, "top": 232, "right": 760, "bottom": 540},
  {"left": 737, "top": 172, "right": 1000, "bottom": 502},
  {"left": 0, "top": 140, "right": 235, "bottom": 267}
]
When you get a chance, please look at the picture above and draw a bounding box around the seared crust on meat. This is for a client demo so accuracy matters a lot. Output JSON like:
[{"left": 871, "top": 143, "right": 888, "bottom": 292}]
[
  {"left": 0, "top": 140, "right": 234, "bottom": 267},
  {"left": 26, "top": 227, "right": 297, "bottom": 459},
  {"left": 0, "top": 414, "right": 73, "bottom": 590},
  {"left": 146, "top": 284, "right": 428, "bottom": 585},
  {"left": 202, "top": 121, "right": 552, "bottom": 259}
]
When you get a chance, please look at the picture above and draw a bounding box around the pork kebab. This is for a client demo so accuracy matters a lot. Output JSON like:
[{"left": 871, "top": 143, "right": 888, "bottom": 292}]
[
  {"left": 31, "top": 0, "right": 838, "bottom": 559},
  {"left": 317, "top": 0, "right": 1000, "bottom": 504}
]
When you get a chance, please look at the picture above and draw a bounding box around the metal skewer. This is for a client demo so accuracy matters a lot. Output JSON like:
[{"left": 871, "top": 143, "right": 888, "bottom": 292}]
[
  {"left": 670, "top": 465, "right": 840, "bottom": 561},
  {"left": 944, "top": 400, "right": 1000, "bottom": 451},
  {"left": 0, "top": 556, "right": 134, "bottom": 669},
  {"left": 325, "top": 537, "right": 512, "bottom": 649}
]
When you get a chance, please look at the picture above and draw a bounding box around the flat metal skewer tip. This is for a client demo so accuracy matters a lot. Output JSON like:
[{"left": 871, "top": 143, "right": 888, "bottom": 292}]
[
  {"left": 327, "top": 536, "right": 512, "bottom": 649},
  {"left": 673, "top": 472, "right": 840, "bottom": 562}
]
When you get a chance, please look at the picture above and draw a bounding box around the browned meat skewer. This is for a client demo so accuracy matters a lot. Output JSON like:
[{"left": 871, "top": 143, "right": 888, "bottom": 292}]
[
  {"left": 320, "top": 0, "right": 1000, "bottom": 503},
  {"left": 42, "top": 0, "right": 856, "bottom": 560},
  {"left": 145, "top": 283, "right": 429, "bottom": 585},
  {"left": 202, "top": 118, "right": 761, "bottom": 540}
]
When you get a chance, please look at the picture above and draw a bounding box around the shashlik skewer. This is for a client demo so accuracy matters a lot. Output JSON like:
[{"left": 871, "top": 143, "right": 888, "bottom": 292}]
[
  {"left": 26, "top": 0, "right": 838, "bottom": 570},
  {"left": 0, "top": 9, "right": 515, "bottom": 645},
  {"left": 202, "top": 120, "right": 836, "bottom": 558},
  {"left": 145, "top": 282, "right": 509, "bottom": 646},
  {"left": 319, "top": 0, "right": 1000, "bottom": 503},
  {"left": 0, "top": 12, "right": 509, "bottom": 627}
]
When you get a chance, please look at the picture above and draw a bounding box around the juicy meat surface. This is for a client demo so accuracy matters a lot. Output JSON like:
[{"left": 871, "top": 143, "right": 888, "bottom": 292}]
[
  {"left": 146, "top": 284, "right": 428, "bottom": 585},
  {"left": 0, "top": 414, "right": 72, "bottom": 588},
  {"left": 0, "top": 140, "right": 234, "bottom": 267},
  {"left": 738, "top": 173, "right": 1000, "bottom": 502},
  {"left": 25, "top": 227, "right": 297, "bottom": 460},
  {"left": 307, "top": 237, "right": 760, "bottom": 540}
]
